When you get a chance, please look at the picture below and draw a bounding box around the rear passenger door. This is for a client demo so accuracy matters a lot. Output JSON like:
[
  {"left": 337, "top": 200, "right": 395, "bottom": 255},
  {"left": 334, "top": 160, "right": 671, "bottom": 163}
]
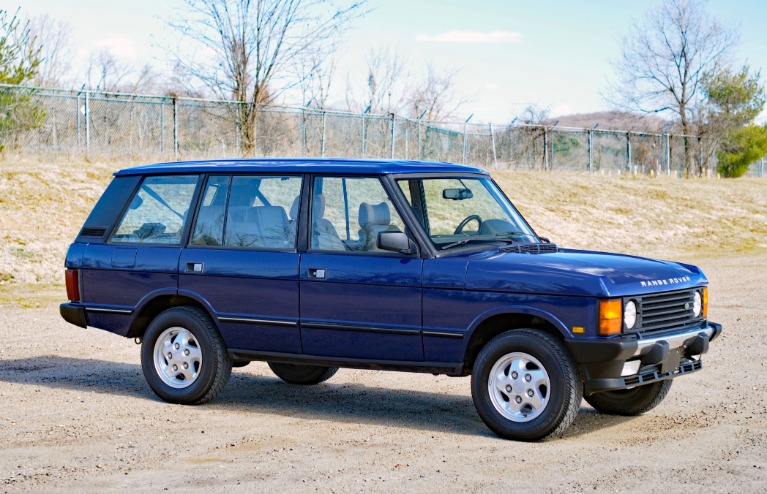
[
  {"left": 179, "top": 174, "right": 303, "bottom": 354},
  {"left": 299, "top": 176, "right": 424, "bottom": 362}
]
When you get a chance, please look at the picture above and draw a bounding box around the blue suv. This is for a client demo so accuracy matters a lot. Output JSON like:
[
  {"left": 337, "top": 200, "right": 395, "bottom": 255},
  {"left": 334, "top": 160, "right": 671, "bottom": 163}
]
[{"left": 60, "top": 159, "right": 722, "bottom": 441}]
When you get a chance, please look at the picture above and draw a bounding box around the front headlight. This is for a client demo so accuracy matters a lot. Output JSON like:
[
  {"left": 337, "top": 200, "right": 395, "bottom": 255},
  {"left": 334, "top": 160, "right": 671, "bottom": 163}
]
[
  {"left": 624, "top": 300, "right": 637, "bottom": 329},
  {"left": 693, "top": 291, "right": 702, "bottom": 317}
]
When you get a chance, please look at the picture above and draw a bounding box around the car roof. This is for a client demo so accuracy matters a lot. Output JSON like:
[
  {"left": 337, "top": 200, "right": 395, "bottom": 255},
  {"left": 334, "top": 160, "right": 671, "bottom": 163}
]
[{"left": 113, "top": 158, "right": 489, "bottom": 177}]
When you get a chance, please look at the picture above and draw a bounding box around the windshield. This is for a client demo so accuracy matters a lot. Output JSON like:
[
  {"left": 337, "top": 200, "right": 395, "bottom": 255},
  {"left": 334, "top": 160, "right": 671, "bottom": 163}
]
[{"left": 396, "top": 177, "right": 538, "bottom": 251}]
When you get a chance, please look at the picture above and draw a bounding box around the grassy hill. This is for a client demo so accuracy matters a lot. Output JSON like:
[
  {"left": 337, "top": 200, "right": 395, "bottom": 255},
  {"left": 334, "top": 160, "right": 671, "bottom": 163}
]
[{"left": 1, "top": 155, "right": 765, "bottom": 291}]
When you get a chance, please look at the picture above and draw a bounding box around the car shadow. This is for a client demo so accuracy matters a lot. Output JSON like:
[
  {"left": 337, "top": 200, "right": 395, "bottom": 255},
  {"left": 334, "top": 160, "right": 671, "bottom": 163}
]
[
  {"left": 0, "top": 356, "right": 635, "bottom": 439},
  {"left": 0, "top": 356, "right": 489, "bottom": 437}
]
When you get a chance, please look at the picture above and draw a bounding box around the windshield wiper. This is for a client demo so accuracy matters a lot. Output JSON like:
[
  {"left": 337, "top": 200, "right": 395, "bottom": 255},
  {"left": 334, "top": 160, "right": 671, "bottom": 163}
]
[
  {"left": 495, "top": 230, "right": 539, "bottom": 240},
  {"left": 441, "top": 235, "right": 515, "bottom": 250}
]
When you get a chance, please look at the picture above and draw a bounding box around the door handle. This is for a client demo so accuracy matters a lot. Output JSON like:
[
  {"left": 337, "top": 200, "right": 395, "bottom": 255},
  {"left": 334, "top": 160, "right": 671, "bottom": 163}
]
[
  {"left": 186, "top": 262, "right": 204, "bottom": 273},
  {"left": 307, "top": 268, "right": 327, "bottom": 279}
]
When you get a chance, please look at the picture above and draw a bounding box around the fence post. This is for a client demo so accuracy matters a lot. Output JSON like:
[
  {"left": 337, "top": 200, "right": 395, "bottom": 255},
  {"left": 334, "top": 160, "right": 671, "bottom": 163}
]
[
  {"left": 161, "top": 97, "right": 165, "bottom": 155},
  {"left": 543, "top": 127, "right": 548, "bottom": 171},
  {"left": 587, "top": 129, "right": 593, "bottom": 173},
  {"left": 76, "top": 92, "right": 81, "bottom": 149},
  {"left": 490, "top": 123, "right": 498, "bottom": 170},
  {"left": 627, "top": 132, "right": 631, "bottom": 172},
  {"left": 321, "top": 111, "right": 326, "bottom": 158},
  {"left": 390, "top": 113, "right": 396, "bottom": 159},
  {"left": 84, "top": 92, "right": 90, "bottom": 157},
  {"left": 665, "top": 134, "right": 671, "bottom": 175},
  {"left": 301, "top": 109, "right": 306, "bottom": 157},
  {"left": 173, "top": 97, "right": 178, "bottom": 159},
  {"left": 417, "top": 120, "right": 422, "bottom": 160},
  {"left": 698, "top": 136, "right": 704, "bottom": 176},
  {"left": 462, "top": 114, "right": 473, "bottom": 164},
  {"left": 361, "top": 115, "right": 366, "bottom": 158}
]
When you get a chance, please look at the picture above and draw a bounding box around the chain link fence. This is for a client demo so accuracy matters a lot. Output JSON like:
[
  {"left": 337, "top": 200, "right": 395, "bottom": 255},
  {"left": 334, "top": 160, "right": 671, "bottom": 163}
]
[{"left": 1, "top": 84, "right": 764, "bottom": 176}]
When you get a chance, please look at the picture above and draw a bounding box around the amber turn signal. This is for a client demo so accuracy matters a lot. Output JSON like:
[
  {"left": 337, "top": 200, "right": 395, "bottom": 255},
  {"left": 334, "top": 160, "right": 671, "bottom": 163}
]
[
  {"left": 599, "top": 299, "right": 622, "bottom": 335},
  {"left": 702, "top": 287, "right": 708, "bottom": 319}
]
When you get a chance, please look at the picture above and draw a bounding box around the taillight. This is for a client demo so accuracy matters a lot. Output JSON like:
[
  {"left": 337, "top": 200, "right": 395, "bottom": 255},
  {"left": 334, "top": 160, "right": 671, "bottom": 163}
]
[{"left": 65, "top": 269, "right": 80, "bottom": 302}]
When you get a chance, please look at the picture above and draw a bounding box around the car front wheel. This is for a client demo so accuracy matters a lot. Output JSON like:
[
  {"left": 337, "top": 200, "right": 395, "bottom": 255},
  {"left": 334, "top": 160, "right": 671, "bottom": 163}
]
[
  {"left": 141, "top": 306, "right": 232, "bottom": 404},
  {"left": 471, "top": 329, "right": 582, "bottom": 441}
]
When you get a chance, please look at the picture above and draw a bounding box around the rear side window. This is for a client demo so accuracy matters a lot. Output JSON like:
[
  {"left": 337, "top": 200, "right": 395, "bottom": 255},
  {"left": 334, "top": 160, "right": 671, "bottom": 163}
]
[
  {"left": 190, "top": 175, "right": 303, "bottom": 249},
  {"left": 111, "top": 175, "right": 198, "bottom": 245}
]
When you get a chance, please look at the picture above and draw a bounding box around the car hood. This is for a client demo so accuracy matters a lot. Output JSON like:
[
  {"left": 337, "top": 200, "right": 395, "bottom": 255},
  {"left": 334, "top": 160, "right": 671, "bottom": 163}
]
[{"left": 464, "top": 248, "right": 707, "bottom": 297}]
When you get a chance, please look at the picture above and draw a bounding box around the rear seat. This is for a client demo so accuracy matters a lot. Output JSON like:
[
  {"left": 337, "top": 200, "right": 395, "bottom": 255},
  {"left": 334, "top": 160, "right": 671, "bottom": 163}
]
[{"left": 225, "top": 205, "right": 291, "bottom": 248}]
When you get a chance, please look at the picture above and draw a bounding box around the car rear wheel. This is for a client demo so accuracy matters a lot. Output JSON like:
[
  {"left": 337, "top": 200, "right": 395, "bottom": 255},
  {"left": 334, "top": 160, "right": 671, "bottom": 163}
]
[
  {"left": 268, "top": 362, "right": 338, "bottom": 385},
  {"left": 585, "top": 380, "right": 672, "bottom": 416},
  {"left": 141, "top": 306, "right": 232, "bottom": 404},
  {"left": 471, "top": 329, "right": 582, "bottom": 441}
]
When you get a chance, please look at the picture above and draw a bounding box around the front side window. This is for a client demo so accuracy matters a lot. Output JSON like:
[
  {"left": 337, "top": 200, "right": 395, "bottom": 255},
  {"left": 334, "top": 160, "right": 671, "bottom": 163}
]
[
  {"left": 310, "top": 176, "right": 406, "bottom": 252},
  {"left": 397, "top": 177, "right": 537, "bottom": 250},
  {"left": 112, "top": 175, "right": 198, "bottom": 245},
  {"left": 190, "top": 174, "right": 302, "bottom": 249}
]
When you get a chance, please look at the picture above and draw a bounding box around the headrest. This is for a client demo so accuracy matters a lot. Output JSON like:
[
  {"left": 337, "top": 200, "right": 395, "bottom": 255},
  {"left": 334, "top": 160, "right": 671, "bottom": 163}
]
[
  {"left": 312, "top": 194, "right": 325, "bottom": 221},
  {"left": 358, "top": 202, "right": 390, "bottom": 226},
  {"left": 291, "top": 194, "right": 325, "bottom": 220}
]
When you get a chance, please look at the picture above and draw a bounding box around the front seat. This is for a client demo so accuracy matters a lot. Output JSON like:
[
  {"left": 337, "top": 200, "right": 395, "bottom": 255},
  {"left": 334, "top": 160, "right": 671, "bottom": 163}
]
[
  {"left": 308, "top": 194, "right": 346, "bottom": 251},
  {"left": 358, "top": 202, "right": 398, "bottom": 251}
]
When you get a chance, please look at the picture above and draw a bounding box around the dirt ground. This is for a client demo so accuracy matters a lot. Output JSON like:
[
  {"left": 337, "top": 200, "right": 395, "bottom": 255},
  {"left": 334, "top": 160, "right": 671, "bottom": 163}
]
[
  {"left": 0, "top": 251, "right": 765, "bottom": 493},
  {"left": 1, "top": 158, "right": 766, "bottom": 492}
]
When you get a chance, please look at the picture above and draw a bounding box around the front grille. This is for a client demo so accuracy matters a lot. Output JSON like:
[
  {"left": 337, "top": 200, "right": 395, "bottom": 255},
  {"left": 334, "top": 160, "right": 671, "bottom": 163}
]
[
  {"left": 632, "top": 289, "right": 702, "bottom": 332},
  {"left": 501, "top": 243, "right": 558, "bottom": 254}
]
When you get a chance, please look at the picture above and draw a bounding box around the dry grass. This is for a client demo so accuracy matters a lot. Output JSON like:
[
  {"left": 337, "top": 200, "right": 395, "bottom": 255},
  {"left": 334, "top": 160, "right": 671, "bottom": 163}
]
[{"left": 1, "top": 155, "right": 765, "bottom": 292}]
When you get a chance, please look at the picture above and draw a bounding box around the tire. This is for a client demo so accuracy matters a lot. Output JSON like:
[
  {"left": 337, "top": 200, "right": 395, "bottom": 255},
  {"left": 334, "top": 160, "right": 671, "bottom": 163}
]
[
  {"left": 268, "top": 362, "right": 338, "bottom": 385},
  {"left": 471, "top": 329, "right": 582, "bottom": 441},
  {"left": 585, "top": 380, "right": 672, "bottom": 416},
  {"left": 141, "top": 306, "right": 232, "bottom": 404}
]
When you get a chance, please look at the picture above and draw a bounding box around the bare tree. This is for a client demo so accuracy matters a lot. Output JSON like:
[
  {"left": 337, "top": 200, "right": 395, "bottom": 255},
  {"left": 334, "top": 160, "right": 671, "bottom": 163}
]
[
  {"left": 294, "top": 43, "right": 337, "bottom": 110},
  {"left": 27, "top": 13, "right": 73, "bottom": 87},
  {"left": 86, "top": 49, "right": 135, "bottom": 92},
  {"left": 345, "top": 45, "right": 406, "bottom": 114},
  {"left": 609, "top": 0, "right": 737, "bottom": 175},
  {"left": 169, "top": 0, "right": 366, "bottom": 155},
  {"left": 405, "top": 63, "right": 466, "bottom": 121}
]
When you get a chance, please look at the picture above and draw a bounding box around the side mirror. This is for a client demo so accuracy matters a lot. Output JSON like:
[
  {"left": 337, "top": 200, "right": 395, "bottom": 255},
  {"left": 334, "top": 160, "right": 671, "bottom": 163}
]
[{"left": 377, "top": 231, "right": 417, "bottom": 255}]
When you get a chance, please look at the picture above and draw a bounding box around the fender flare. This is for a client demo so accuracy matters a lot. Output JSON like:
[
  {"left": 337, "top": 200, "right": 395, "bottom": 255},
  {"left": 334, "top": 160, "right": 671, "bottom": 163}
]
[{"left": 464, "top": 305, "right": 570, "bottom": 342}]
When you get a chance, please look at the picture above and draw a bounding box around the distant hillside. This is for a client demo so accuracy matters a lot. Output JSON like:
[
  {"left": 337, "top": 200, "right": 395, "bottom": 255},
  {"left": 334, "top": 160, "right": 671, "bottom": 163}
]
[{"left": 545, "top": 111, "right": 667, "bottom": 133}]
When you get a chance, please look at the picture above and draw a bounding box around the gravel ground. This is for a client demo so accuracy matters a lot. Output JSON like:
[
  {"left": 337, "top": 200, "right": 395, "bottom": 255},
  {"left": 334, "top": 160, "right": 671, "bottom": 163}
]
[{"left": 0, "top": 253, "right": 765, "bottom": 493}]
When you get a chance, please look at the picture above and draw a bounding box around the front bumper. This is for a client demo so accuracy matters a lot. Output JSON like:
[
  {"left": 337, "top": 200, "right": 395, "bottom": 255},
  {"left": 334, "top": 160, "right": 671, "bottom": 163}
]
[
  {"left": 566, "top": 322, "right": 722, "bottom": 395},
  {"left": 60, "top": 303, "right": 87, "bottom": 328}
]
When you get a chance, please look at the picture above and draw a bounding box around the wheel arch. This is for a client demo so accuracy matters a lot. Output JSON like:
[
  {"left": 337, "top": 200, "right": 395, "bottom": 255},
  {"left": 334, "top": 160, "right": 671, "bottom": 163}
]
[
  {"left": 462, "top": 307, "right": 568, "bottom": 374},
  {"left": 127, "top": 290, "right": 217, "bottom": 339}
]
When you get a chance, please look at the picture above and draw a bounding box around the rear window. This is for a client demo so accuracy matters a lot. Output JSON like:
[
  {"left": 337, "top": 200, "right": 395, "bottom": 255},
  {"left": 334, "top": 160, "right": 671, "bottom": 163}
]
[{"left": 110, "top": 175, "right": 198, "bottom": 245}]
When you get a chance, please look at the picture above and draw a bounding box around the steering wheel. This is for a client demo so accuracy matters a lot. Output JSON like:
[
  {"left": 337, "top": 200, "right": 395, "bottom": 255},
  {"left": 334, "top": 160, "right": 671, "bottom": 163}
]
[{"left": 454, "top": 215, "right": 483, "bottom": 234}]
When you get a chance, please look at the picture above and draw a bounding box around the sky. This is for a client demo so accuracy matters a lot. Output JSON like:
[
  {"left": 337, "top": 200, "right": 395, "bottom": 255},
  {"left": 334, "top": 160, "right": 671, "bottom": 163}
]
[{"left": 7, "top": 0, "right": 767, "bottom": 124}]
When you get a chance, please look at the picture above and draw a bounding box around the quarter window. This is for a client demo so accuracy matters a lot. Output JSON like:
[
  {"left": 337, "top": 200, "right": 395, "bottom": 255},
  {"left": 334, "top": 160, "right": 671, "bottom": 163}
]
[{"left": 111, "top": 175, "right": 198, "bottom": 245}]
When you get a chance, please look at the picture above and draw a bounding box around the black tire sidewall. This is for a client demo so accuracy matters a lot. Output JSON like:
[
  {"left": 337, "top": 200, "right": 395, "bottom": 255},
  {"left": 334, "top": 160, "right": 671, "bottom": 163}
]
[
  {"left": 141, "top": 308, "right": 225, "bottom": 404},
  {"left": 472, "top": 330, "right": 579, "bottom": 441}
]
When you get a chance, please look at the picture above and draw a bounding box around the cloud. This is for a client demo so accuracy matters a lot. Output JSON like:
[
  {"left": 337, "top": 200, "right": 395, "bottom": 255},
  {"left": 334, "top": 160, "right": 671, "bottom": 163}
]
[
  {"left": 552, "top": 104, "right": 574, "bottom": 117},
  {"left": 415, "top": 31, "right": 523, "bottom": 44},
  {"left": 94, "top": 37, "right": 138, "bottom": 58}
]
